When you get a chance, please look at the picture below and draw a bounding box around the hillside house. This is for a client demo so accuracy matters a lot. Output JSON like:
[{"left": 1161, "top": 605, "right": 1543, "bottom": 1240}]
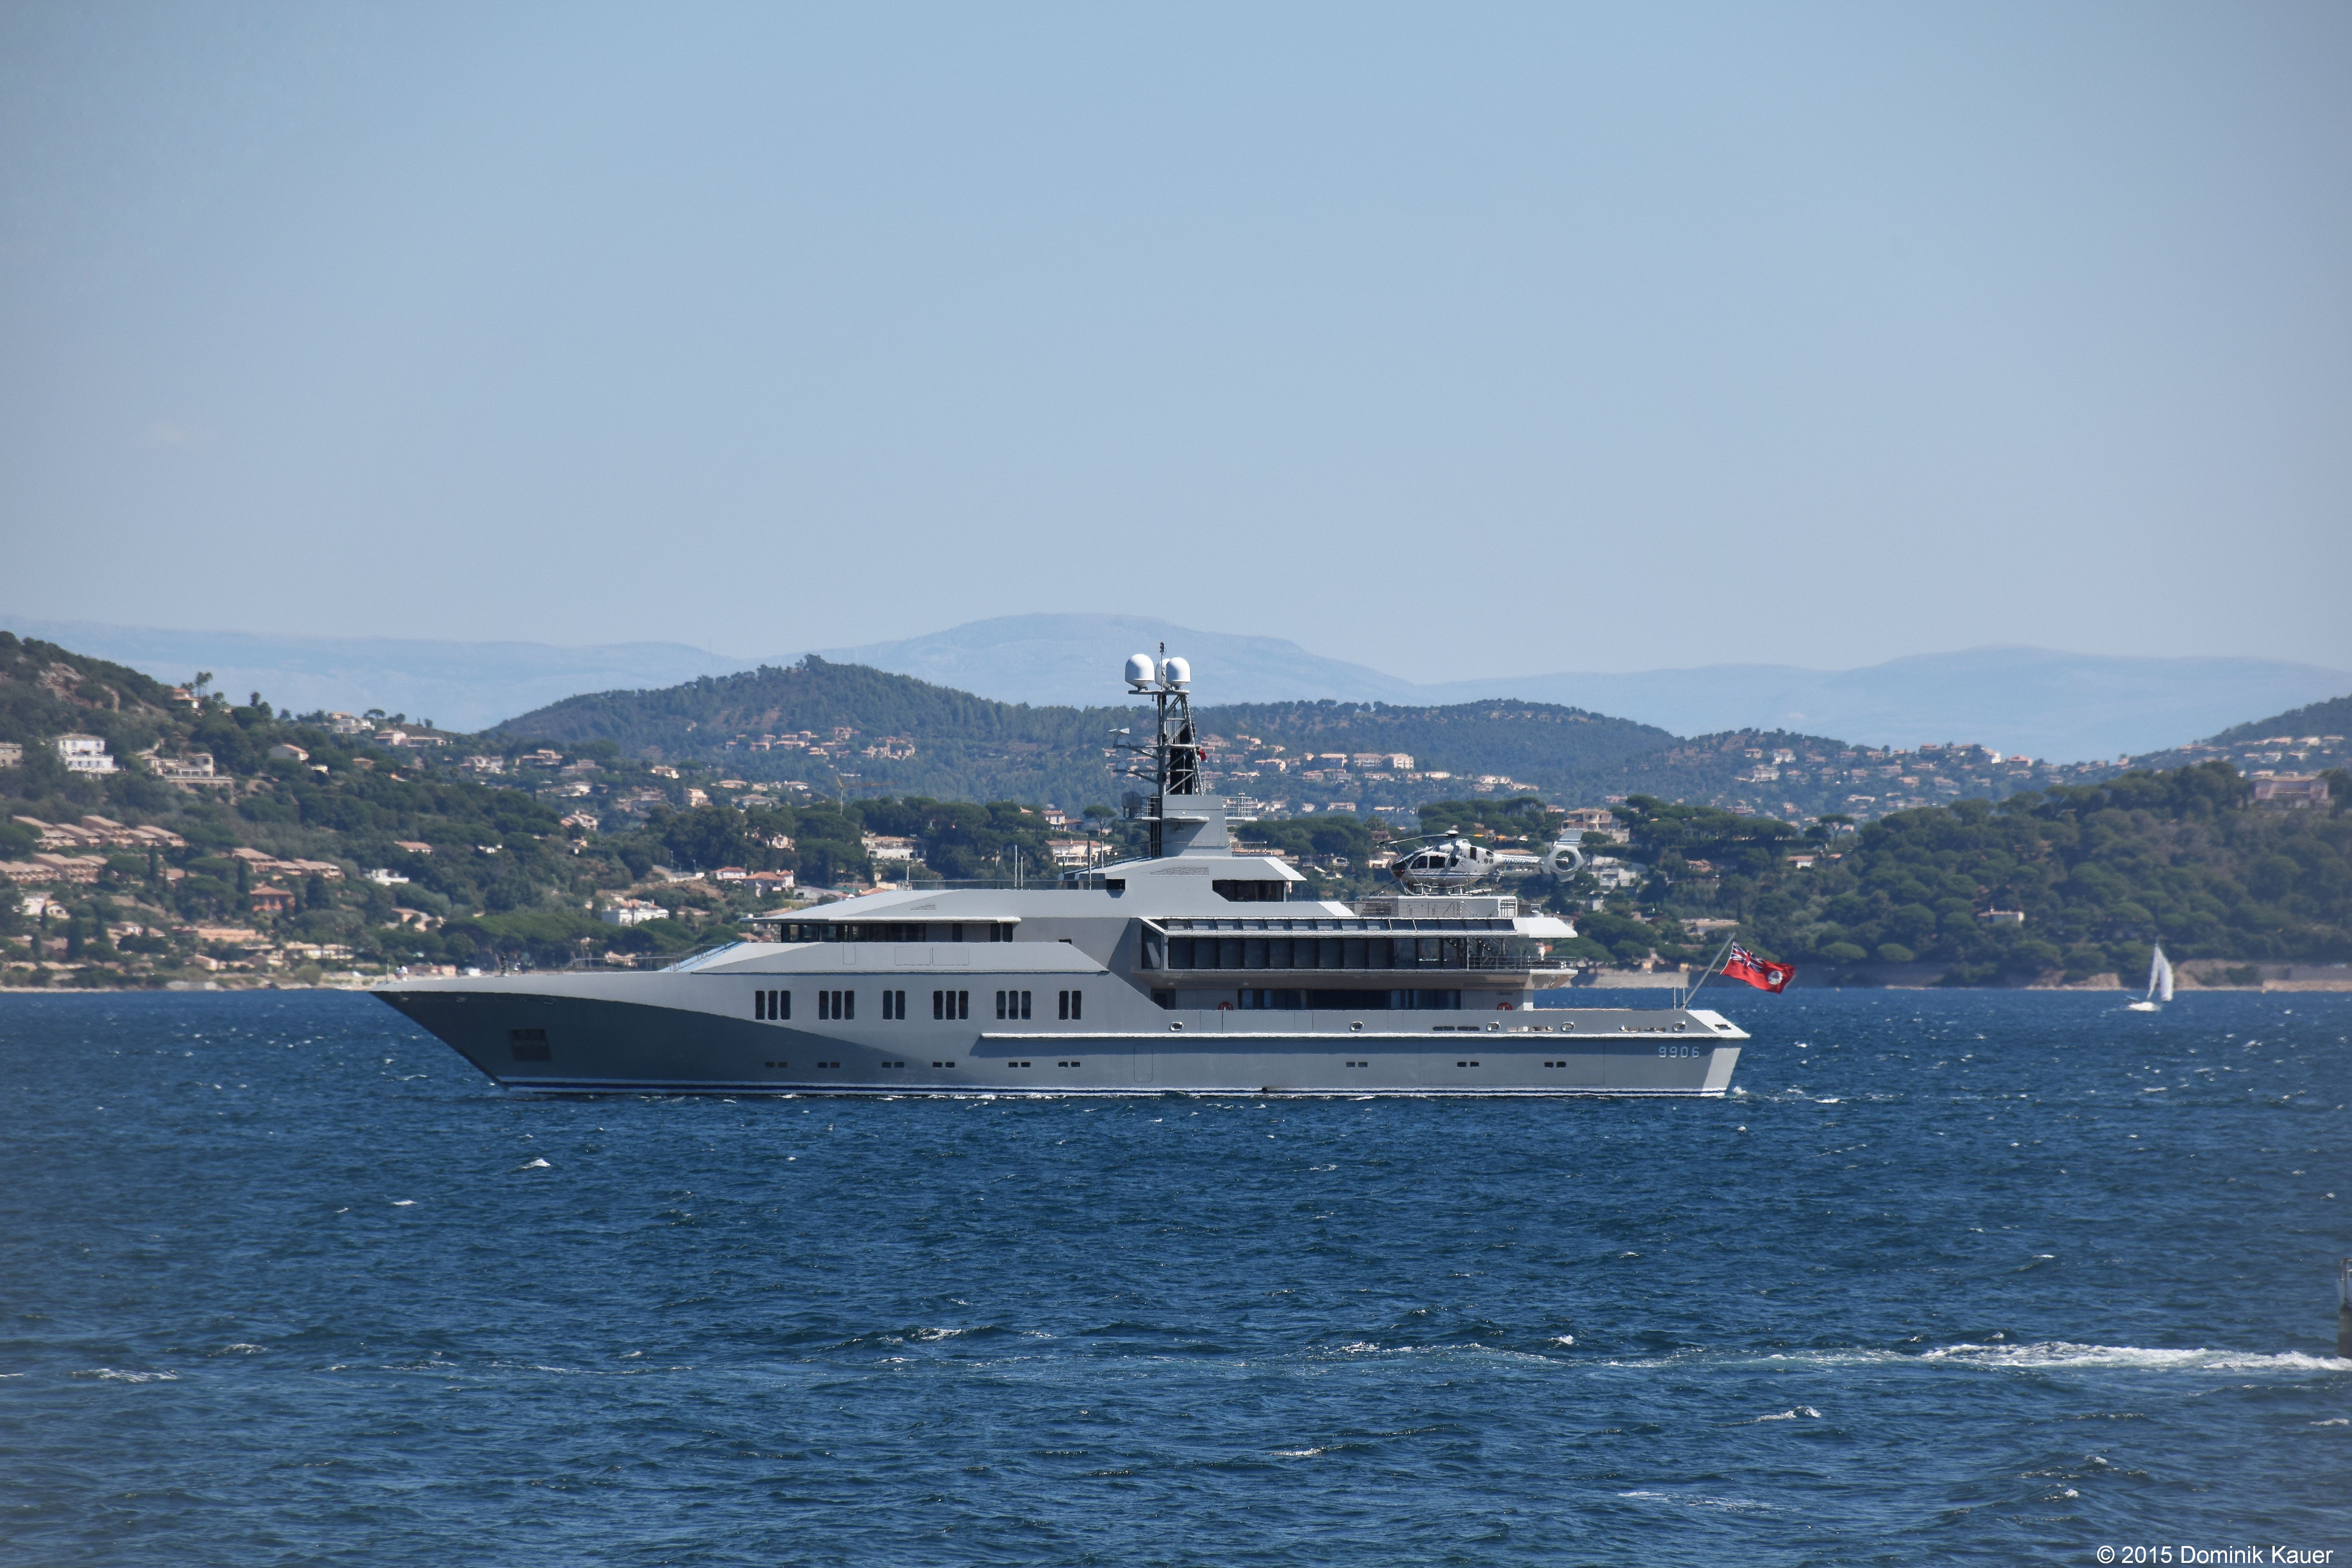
[
  {"left": 54, "top": 735, "right": 116, "bottom": 773},
  {"left": 151, "top": 753, "right": 218, "bottom": 785},
  {"left": 1561, "top": 807, "right": 1620, "bottom": 835},
  {"left": 2254, "top": 775, "right": 2329, "bottom": 808},
  {"left": 600, "top": 898, "right": 671, "bottom": 926},
  {"left": 250, "top": 886, "right": 296, "bottom": 915},
  {"left": 0, "top": 743, "right": 20, "bottom": 768}
]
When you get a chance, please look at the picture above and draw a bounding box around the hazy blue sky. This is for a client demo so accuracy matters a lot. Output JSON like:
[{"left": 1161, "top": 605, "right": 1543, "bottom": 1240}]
[{"left": 4, "top": 3, "right": 2347, "bottom": 681}]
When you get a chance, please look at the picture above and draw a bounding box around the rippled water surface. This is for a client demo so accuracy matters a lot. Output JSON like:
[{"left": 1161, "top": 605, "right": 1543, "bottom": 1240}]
[{"left": 3, "top": 988, "right": 2348, "bottom": 1564}]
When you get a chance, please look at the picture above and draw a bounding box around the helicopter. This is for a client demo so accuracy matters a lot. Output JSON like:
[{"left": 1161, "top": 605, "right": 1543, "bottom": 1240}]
[{"left": 1387, "top": 834, "right": 1584, "bottom": 893}]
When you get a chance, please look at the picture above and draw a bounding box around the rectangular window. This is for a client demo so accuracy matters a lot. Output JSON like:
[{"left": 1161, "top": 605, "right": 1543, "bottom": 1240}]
[
  {"left": 842, "top": 989, "right": 854, "bottom": 1020},
  {"left": 933, "top": 989, "right": 944, "bottom": 1020},
  {"left": 891, "top": 989, "right": 906, "bottom": 1019},
  {"left": 995, "top": 990, "right": 1007, "bottom": 1020},
  {"left": 1019, "top": 990, "right": 1031, "bottom": 1020},
  {"left": 818, "top": 991, "right": 830, "bottom": 1020},
  {"left": 954, "top": 989, "right": 968, "bottom": 1019},
  {"left": 779, "top": 990, "right": 790, "bottom": 1020},
  {"left": 755, "top": 990, "right": 766, "bottom": 1021}
]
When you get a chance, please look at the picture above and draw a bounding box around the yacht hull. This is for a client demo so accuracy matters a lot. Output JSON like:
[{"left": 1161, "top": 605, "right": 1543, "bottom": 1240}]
[{"left": 374, "top": 975, "right": 1744, "bottom": 1098}]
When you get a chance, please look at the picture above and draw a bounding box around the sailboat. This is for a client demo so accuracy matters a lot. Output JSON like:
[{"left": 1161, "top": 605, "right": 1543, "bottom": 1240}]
[{"left": 2126, "top": 944, "right": 2174, "bottom": 1011}]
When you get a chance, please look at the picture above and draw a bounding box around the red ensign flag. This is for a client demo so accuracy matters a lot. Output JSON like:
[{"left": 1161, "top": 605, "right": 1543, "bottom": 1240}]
[{"left": 1720, "top": 943, "right": 1795, "bottom": 994}]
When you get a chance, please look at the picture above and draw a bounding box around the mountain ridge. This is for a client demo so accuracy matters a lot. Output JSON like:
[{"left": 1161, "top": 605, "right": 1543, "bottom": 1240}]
[
  {"left": 11, "top": 612, "right": 2345, "bottom": 762},
  {"left": 815, "top": 619, "right": 2351, "bottom": 760}
]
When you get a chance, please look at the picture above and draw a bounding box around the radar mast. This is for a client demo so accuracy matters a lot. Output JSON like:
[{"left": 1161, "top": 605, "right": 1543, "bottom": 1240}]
[{"left": 1115, "top": 644, "right": 1207, "bottom": 858}]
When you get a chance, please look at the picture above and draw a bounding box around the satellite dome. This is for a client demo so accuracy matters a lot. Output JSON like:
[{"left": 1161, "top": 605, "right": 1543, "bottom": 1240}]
[
  {"left": 1161, "top": 656, "right": 1191, "bottom": 690},
  {"left": 1124, "top": 653, "right": 1157, "bottom": 690}
]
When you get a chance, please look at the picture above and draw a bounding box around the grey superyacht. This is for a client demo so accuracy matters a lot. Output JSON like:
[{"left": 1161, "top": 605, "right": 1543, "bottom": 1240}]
[{"left": 374, "top": 654, "right": 1748, "bottom": 1096}]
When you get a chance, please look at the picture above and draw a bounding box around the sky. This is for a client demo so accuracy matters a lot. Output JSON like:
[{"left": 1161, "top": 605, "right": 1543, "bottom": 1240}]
[{"left": 3, "top": 2, "right": 2347, "bottom": 683}]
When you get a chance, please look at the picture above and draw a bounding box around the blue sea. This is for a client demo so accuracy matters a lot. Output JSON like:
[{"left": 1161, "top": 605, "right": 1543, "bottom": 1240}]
[{"left": 2, "top": 989, "right": 2347, "bottom": 1565}]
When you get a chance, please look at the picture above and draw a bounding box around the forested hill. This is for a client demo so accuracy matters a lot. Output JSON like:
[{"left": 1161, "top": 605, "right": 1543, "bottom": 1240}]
[
  {"left": 494, "top": 657, "right": 2158, "bottom": 817},
  {"left": 495, "top": 659, "right": 1690, "bottom": 808},
  {"left": 497, "top": 657, "right": 1109, "bottom": 755},
  {"left": 0, "top": 634, "right": 182, "bottom": 746},
  {"left": 495, "top": 657, "right": 1131, "bottom": 804},
  {"left": 1203, "top": 699, "right": 1672, "bottom": 785},
  {"left": 2207, "top": 693, "right": 2352, "bottom": 746},
  {"left": 1662, "top": 761, "right": 2352, "bottom": 982},
  {"left": 2104, "top": 690, "right": 2350, "bottom": 780}
]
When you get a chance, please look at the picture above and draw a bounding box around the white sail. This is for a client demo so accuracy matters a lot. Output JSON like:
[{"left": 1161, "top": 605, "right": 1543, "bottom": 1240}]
[{"left": 2153, "top": 944, "right": 2174, "bottom": 1004}]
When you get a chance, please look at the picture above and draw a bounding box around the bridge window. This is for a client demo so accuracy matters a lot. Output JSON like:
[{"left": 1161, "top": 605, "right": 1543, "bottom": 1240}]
[
  {"left": 995, "top": 989, "right": 1031, "bottom": 1020},
  {"left": 1058, "top": 989, "right": 1082, "bottom": 1020},
  {"left": 933, "top": 989, "right": 969, "bottom": 1020}
]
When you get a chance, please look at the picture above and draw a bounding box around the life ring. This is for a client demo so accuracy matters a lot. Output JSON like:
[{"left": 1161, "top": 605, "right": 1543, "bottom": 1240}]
[
  {"left": 1217, "top": 1001, "right": 1232, "bottom": 1011},
  {"left": 1495, "top": 1001, "right": 1513, "bottom": 1010}
]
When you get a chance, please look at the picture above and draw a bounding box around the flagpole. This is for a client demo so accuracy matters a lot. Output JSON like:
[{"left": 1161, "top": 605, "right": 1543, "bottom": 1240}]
[{"left": 1679, "top": 934, "right": 1740, "bottom": 1010}]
